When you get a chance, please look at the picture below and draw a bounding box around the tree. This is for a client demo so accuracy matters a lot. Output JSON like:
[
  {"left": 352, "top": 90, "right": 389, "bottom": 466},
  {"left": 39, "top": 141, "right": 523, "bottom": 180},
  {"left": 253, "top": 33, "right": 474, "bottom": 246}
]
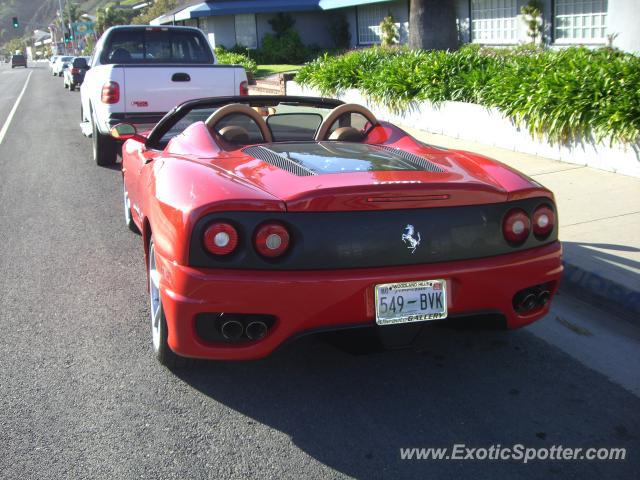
[
  {"left": 521, "top": 0, "right": 543, "bottom": 44},
  {"left": 66, "top": 2, "right": 81, "bottom": 24},
  {"left": 3, "top": 37, "right": 26, "bottom": 55},
  {"left": 408, "top": 0, "right": 458, "bottom": 51},
  {"left": 96, "top": 7, "right": 136, "bottom": 35},
  {"left": 132, "top": 0, "right": 180, "bottom": 25},
  {"left": 379, "top": 14, "right": 399, "bottom": 47}
]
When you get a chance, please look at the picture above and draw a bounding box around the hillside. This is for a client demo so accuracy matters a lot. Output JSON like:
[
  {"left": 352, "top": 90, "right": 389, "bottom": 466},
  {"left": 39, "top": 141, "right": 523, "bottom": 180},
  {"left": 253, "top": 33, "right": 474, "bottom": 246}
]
[{"left": 0, "top": 0, "right": 146, "bottom": 43}]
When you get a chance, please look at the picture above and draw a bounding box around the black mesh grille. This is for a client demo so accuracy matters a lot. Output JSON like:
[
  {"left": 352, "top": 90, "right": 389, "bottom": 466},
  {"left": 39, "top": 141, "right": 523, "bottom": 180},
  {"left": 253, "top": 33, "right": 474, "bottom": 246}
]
[
  {"left": 242, "top": 146, "right": 317, "bottom": 176},
  {"left": 372, "top": 145, "right": 445, "bottom": 173}
]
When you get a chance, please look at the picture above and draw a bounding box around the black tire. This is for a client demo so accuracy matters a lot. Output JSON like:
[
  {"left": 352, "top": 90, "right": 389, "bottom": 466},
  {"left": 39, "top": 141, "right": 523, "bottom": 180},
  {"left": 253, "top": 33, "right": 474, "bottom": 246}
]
[
  {"left": 149, "top": 239, "right": 189, "bottom": 369},
  {"left": 69, "top": 83, "right": 75, "bottom": 91},
  {"left": 92, "top": 114, "right": 117, "bottom": 166}
]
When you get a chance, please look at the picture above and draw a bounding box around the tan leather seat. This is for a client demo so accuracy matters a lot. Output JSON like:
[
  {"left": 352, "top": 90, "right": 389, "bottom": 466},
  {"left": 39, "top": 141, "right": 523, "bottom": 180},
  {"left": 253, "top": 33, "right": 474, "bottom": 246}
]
[
  {"left": 206, "top": 104, "right": 273, "bottom": 144},
  {"left": 315, "top": 103, "right": 378, "bottom": 141}
]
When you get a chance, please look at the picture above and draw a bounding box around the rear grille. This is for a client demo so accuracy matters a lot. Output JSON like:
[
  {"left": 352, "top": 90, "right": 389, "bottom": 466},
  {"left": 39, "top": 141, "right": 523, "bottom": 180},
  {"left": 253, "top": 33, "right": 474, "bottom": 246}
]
[
  {"left": 372, "top": 145, "right": 445, "bottom": 173},
  {"left": 242, "top": 146, "right": 317, "bottom": 176}
]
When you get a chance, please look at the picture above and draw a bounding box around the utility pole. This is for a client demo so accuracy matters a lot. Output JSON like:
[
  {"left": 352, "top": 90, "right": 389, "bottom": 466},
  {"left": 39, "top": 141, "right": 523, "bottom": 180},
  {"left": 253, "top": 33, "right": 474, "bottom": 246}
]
[{"left": 58, "top": 0, "right": 66, "bottom": 54}]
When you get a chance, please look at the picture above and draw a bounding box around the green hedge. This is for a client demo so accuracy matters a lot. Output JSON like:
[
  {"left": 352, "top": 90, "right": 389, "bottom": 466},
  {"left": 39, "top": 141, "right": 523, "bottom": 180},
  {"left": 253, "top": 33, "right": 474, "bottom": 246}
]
[
  {"left": 214, "top": 47, "right": 258, "bottom": 75},
  {"left": 296, "top": 45, "right": 640, "bottom": 144}
]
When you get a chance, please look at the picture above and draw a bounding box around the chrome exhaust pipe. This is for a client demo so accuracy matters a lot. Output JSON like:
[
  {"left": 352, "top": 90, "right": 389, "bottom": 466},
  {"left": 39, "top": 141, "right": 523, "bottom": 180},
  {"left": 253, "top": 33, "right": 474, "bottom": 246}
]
[
  {"left": 537, "top": 290, "right": 551, "bottom": 306},
  {"left": 220, "top": 320, "right": 244, "bottom": 340},
  {"left": 518, "top": 293, "right": 538, "bottom": 312},
  {"left": 245, "top": 321, "right": 268, "bottom": 340}
]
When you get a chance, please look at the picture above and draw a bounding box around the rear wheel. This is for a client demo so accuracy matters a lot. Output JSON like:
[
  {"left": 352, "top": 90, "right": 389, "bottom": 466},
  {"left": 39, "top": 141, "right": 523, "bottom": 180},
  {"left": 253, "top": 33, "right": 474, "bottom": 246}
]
[
  {"left": 92, "top": 113, "right": 117, "bottom": 166},
  {"left": 69, "top": 83, "right": 75, "bottom": 91},
  {"left": 149, "top": 239, "right": 187, "bottom": 368}
]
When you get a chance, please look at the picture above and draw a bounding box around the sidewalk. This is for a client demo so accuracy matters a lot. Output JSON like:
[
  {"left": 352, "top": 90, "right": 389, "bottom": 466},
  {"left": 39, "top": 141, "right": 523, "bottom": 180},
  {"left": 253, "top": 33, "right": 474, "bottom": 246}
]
[{"left": 403, "top": 126, "right": 640, "bottom": 320}]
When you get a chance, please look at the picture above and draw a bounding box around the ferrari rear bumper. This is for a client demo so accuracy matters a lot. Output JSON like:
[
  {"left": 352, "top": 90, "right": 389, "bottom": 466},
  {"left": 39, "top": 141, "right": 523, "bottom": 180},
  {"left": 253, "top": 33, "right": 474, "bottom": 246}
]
[{"left": 156, "top": 241, "right": 563, "bottom": 360}]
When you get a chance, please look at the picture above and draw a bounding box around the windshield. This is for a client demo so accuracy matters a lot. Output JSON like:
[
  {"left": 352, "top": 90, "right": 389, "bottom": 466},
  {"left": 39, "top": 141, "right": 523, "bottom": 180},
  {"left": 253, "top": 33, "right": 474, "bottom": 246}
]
[
  {"left": 158, "top": 103, "right": 334, "bottom": 147},
  {"left": 101, "top": 29, "right": 214, "bottom": 64}
]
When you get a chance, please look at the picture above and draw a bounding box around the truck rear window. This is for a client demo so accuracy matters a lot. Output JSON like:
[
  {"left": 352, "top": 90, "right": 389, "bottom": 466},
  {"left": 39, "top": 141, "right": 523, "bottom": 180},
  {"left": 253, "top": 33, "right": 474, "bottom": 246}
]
[{"left": 101, "top": 29, "right": 214, "bottom": 65}]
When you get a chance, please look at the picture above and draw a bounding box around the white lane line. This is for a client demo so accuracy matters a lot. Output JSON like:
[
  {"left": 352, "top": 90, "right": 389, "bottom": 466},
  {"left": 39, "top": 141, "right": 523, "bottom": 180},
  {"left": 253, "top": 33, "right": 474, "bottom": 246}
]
[{"left": 0, "top": 70, "right": 33, "bottom": 146}]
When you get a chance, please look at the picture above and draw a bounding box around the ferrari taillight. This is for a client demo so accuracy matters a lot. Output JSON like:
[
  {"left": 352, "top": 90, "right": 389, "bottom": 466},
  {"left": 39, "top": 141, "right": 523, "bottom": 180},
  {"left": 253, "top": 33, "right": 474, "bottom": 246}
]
[
  {"left": 101, "top": 81, "right": 120, "bottom": 104},
  {"left": 239, "top": 80, "right": 249, "bottom": 96},
  {"left": 532, "top": 205, "right": 555, "bottom": 239},
  {"left": 204, "top": 222, "right": 238, "bottom": 255},
  {"left": 502, "top": 208, "right": 531, "bottom": 245},
  {"left": 254, "top": 223, "right": 290, "bottom": 258}
]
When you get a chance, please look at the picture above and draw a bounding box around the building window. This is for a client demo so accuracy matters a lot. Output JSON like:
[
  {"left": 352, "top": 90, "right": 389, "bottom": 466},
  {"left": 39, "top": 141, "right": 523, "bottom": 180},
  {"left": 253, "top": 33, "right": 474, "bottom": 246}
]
[
  {"left": 471, "top": 0, "right": 517, "bottom": 44},
  {"left": 554, "top": 0, "right": 607, "bottom": 43},
  {"left": 234, "top": 14, "right": 257, "bottom": 49},
  {"left": 357, "top": 5, "right": 387, "bottom": 45}
]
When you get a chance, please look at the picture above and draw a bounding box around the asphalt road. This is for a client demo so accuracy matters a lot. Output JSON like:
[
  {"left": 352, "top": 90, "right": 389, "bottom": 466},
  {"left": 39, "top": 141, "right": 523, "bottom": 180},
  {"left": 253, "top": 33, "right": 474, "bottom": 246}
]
[{"left": 0, "top": 62, "right": 638, "bottom": 480}]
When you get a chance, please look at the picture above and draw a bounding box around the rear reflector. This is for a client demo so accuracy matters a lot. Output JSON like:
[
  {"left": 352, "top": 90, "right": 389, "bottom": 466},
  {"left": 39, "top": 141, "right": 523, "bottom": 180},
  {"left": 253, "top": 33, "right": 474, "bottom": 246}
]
[
  {"left": 101, "top": 81, "right": 120, "bottom": 104},
  {"left": 502, "top": 208, "right": 531, "bottom": 245},
  {"left": 204, "top": 222, "right": 238, "bottom": 255},
  {"left": 254, "top": 223, "right": 290, "bottom": 258},
  {"left": 532, "top": 205, "right": 555, "bottom": 239}
]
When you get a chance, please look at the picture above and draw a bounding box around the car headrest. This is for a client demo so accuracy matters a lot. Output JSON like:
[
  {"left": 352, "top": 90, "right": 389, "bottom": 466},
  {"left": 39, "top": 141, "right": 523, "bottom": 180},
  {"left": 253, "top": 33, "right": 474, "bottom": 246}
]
[
  {"left": 218, "top": 126, "right": 250, "bottom": 144},
  {"left": 328, "top": 127, "right": 364, "bottom": 142}
]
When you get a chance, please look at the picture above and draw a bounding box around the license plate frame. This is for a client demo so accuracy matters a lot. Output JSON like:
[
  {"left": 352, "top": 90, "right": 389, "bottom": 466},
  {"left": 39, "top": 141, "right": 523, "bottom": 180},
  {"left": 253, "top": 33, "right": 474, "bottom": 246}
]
[{"left": 374, "top": 279, "right": 448, "bottom": 326}]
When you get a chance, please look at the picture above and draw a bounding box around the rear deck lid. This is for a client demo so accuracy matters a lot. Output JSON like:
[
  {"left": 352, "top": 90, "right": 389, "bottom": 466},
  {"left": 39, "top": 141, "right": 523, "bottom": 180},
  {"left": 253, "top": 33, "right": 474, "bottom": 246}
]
[{"left": 217, "top": 142, "right": 510, "bottom": 211}]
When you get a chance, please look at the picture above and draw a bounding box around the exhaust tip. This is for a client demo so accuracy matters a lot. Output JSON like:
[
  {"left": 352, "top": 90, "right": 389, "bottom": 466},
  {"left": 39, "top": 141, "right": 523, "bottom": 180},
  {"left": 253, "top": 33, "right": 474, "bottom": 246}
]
[
  {"left": 220, "top": 320, "right": 244, "bottom": 340},
  {"left": 538, "top": 291, "right": 551, "bottom": 306},
  {"left": 518, "top": 293, "right": 538, "bottom": 312},
  {"left": 245, "top": 321, "right": 268, "bottom": 340}
]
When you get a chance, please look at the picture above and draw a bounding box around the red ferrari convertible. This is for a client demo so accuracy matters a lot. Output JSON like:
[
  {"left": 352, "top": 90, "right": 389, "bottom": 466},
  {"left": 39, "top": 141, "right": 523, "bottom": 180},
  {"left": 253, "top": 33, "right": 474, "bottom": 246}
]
[{"left": 115, "top": 95, "right": 562, "bottom": 367}]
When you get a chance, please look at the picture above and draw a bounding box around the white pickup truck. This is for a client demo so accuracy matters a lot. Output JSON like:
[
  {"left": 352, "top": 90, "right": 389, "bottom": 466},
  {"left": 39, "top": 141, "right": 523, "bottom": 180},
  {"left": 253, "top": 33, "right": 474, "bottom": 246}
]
[{"left": 80, "top": 25, "right": 248, "bottom": 166}]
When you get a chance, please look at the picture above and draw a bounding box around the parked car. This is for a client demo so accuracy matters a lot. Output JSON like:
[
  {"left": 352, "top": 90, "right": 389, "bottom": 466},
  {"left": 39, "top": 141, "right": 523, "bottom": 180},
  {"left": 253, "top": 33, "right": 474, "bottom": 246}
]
[
  {"left": 48, "top": 55, "right": 59, "bottom": 71},
  {"left": 80, "top": 25, "right": 248, "bottom": 166},
  {"left": 52, "top": 56, "right": 73, "bottom": 76},
  {"left": 11, "top": 54, "right": 27, "bottom": 68},
  {"left": 63, "top": 57, "right": 90, "bottom": 91},
  {"left": 115, "top": 95, "right": 563, "bottom": 368}
]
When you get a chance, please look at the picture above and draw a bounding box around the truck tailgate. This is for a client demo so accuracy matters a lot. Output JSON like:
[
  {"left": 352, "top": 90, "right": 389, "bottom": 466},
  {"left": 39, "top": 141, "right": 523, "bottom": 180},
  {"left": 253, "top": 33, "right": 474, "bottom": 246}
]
[{"left": 122, "top": 65, "right": 243, "bottom": 114}]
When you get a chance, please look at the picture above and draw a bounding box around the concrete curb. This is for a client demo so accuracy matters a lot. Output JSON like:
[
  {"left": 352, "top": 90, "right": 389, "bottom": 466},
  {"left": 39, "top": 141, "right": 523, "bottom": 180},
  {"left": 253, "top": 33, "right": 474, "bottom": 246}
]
[{"left": 559, "top": 260, "right": 640, "bottom": 324}]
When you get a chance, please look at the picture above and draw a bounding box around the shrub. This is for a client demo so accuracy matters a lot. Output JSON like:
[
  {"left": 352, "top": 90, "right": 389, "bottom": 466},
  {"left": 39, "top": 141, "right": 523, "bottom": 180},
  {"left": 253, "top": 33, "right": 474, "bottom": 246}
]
[
  {"left": 297, "top": 45, "right": 640, "bottom": 144},
  {"left": 214, "top": 47, "right": 257, "bottom": 75},
  {"left": 255, "top": 30, "right": 311, "bottom": 64},
  {"left": 379, "top": 15, "right": 399, "bottom": 47}
]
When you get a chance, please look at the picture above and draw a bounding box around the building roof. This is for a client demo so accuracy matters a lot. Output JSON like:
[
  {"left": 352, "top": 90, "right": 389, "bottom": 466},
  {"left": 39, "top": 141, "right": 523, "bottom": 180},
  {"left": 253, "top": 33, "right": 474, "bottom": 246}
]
[{"left": 153, "top": 0, "right": 390, "bottom": 24}]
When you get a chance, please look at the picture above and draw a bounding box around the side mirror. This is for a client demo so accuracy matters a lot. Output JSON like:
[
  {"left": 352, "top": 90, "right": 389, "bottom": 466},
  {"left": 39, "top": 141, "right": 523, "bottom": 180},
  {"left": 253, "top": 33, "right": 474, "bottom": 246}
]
[{"left": 110, "top": 123, "right": 146, "bottom": 143}]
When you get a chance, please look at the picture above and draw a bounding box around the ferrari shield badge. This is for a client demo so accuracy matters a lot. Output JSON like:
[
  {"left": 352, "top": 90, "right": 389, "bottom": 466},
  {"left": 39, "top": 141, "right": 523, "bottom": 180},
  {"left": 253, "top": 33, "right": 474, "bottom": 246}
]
[{"left": 402, "top": 224, "right": 421, "bottom": 254}]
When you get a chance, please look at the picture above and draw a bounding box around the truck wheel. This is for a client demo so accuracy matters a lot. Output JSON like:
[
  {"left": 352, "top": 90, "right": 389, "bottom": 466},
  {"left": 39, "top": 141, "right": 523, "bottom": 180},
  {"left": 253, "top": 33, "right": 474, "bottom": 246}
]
[
  {"left": 149, "top": 239, "right": 188, "bottom": 369},
  {"left": 92, "top": 116, "right": 117, "bottom": 166},
  {"left": 69, "top": 83, "right": 75, "bottom": 91}
]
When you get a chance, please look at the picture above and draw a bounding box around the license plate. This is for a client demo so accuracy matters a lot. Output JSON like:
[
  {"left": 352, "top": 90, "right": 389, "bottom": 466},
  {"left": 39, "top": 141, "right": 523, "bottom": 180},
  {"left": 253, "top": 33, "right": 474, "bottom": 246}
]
[{"left": 375, "top": 279, "right": 447, "bottom": 325}]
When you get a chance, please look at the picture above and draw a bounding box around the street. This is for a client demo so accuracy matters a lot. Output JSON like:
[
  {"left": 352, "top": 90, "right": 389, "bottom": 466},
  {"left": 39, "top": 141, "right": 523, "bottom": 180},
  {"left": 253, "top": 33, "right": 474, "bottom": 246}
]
[{"left": 0, "top": 62, "right": 638, "bottom": 479}]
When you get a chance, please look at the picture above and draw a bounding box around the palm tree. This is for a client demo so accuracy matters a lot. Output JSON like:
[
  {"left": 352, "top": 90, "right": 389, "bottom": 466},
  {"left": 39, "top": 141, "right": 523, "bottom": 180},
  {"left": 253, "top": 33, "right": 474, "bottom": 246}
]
[
  {"left": 408, "top": 0, "right": 458, "bottom": 50},
  {"left": 96, "top": 7, "right": 135, "bottom": 36}
]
